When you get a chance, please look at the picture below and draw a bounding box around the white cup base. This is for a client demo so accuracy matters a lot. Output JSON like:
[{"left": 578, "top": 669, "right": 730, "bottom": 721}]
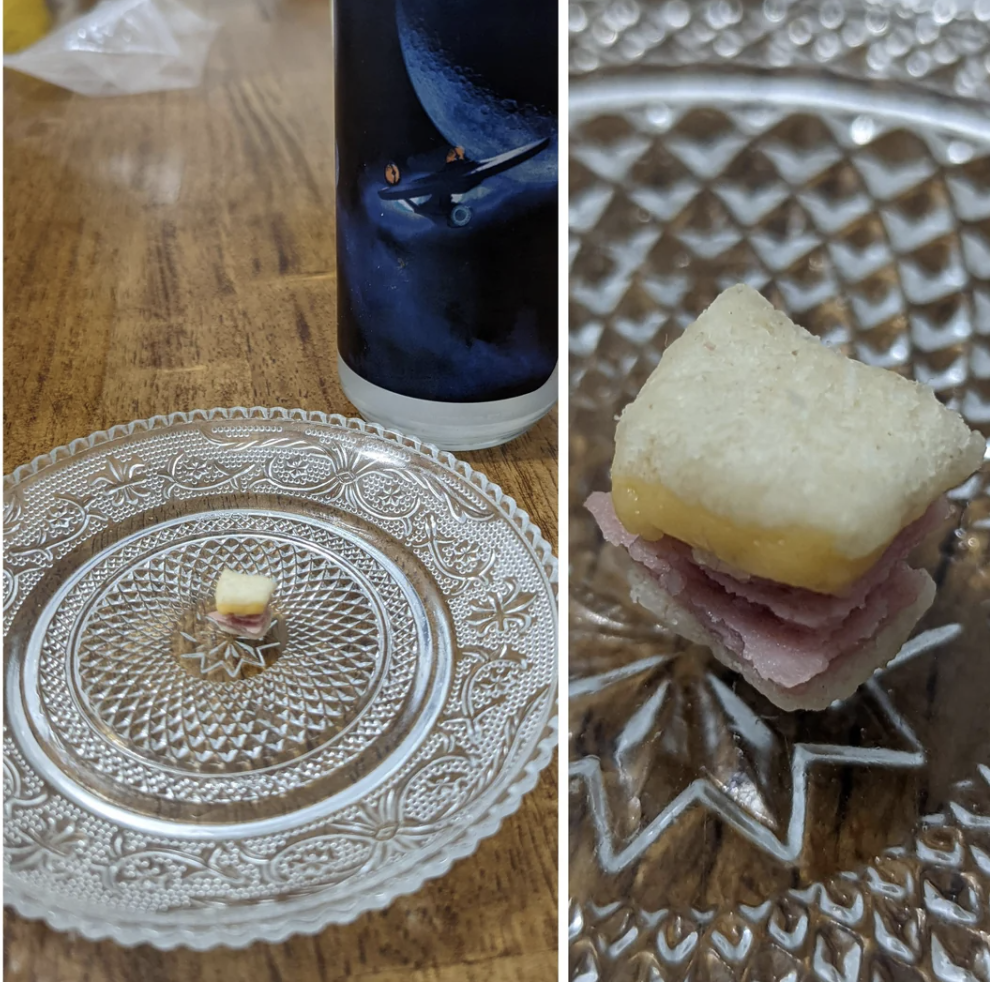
[{"left": 337, "top": 357, "right": 558, "bottom": 451}]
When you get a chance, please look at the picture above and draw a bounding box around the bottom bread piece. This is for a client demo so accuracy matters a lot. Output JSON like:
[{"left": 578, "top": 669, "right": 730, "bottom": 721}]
[{"left": 626, "top": 563, "right": 936, "bottom": 711}]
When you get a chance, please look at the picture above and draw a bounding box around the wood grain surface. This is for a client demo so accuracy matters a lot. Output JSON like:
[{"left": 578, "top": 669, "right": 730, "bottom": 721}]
[{"left": 2, "top": 0, "right": 559, "bottom": 977}]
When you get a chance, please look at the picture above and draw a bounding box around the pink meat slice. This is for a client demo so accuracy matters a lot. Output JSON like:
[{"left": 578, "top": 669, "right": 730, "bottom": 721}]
[
  {"left": 585, "top": 492, "right": 937, "bottom": 689},
  {"left": 698, "top": 497, "right": 949, "bottom": 628},
  {"left": 207, "top": 609, "right": 273, "bottom": 639}
]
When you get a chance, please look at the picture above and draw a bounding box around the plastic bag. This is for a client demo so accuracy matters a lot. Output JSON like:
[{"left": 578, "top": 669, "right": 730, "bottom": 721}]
[{"left": 3, "top": 0, "right": 219, "bottom": 96}]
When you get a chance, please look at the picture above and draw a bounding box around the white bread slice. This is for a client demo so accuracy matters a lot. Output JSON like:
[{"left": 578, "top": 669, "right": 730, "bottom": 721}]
[
  {"left": 214, "top": 568, "right": 275, "bottom": 616},
  {"left": 613, "top": 284, "right": 985, "bottom": 562},
  {"left": 625, "top": 563, "right": 936, "bottom": 712}
]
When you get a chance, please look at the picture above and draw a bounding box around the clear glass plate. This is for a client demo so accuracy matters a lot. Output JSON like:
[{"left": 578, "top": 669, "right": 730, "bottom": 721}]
[
  {"left": 3, "top": 409, "right": 558, "bottom": 949},
  {"left": 569, "top": 2, "right": 990, "bottom": 978}
]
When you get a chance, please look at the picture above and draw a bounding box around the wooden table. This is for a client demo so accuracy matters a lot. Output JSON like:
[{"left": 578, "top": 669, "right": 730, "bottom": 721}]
[{"left": 2, "top": 0, "right": 558, "bottom": 977}]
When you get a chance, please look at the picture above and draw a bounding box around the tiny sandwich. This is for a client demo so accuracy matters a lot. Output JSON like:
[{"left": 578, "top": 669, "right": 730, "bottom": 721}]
[
  {"left": 207, "top": 568, "right": 276, "bottom": 639},
  {"left": 587, "top": 284, "right": 985, "bottom": 711}
]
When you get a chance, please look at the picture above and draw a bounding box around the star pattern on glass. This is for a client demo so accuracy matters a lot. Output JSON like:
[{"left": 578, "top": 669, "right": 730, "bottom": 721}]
[
  {"left": 569, "top": 626, "right": 960, "bottom": 872},
  {"left": 179, "top": 621, "right": 280, "bottom": 679}
]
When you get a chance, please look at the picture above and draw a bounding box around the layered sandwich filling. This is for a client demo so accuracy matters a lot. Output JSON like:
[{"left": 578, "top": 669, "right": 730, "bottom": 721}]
[
  {"left": 208, "top": 568, "right": 276, "bottom": 640},
  {"left": 587, "top": 491, "right": 947, "bottom": 691},
  {"left": 207, "top": 609, "right": 273, "bottom": 640}
]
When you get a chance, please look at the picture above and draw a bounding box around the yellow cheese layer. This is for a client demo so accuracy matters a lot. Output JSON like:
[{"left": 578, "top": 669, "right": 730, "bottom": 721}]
[
  {"left": 215, "top": 600, "right": 268, "bottom": 616},
  {"left": 611, "top": 476, "right": 889, "bottom": 595}
]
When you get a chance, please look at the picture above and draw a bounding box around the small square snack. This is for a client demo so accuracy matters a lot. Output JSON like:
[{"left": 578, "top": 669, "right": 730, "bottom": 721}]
[
  {"left": 207, "top": 568, "right": 275, "bottom": 639},
  {"left": 588, "top": 284, "right": 985, "bottom": 710}
]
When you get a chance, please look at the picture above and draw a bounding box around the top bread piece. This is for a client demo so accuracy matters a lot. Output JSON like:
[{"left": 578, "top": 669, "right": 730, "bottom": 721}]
[
  {"left": 214, "top": 568, "right": 276, "bottom": 616},
  {"left": 613, "top": 284, "right": 986, "bottom": 561}
]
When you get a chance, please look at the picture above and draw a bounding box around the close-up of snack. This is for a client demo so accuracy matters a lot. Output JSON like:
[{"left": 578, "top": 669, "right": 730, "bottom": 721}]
[
  {"left": 207, "top": 567, "right": 276, "bottom": 639},
  {"left": 587, "top": 284, "right": 985, "bottom": 710},
  {"left": 569, "top": 3, "right": 990, "bottom": 975}
]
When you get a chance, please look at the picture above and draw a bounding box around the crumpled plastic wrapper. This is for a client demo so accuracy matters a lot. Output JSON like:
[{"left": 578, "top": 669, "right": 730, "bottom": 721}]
[{"left": 3, "top": 0, "right": 219, "bottom": 96}]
